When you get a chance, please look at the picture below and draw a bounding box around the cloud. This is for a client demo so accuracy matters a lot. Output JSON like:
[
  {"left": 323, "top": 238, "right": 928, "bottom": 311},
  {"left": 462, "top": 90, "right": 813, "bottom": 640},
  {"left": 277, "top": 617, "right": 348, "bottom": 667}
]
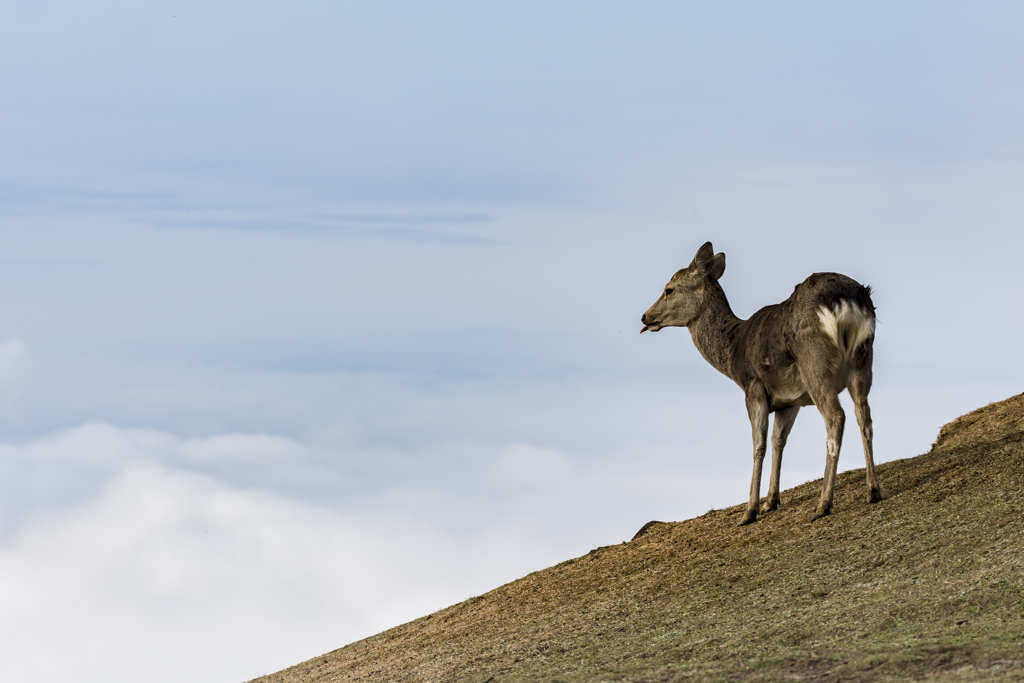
[
  {"left": 9, "top": 423, "right": 174, "bottom": 468},
  {"left": 0, "top": 339, "right": 30, "bottom": 422},
  {"left": 492, "top": 443, "right": 573, "bottom": 486},
  {"left": 148, "top": 210, "right": 500, "bottom": 245},
  {"left": 0, "top": 339, "right": 29, "bottom": 382},
  {"left": 180, "top": 432, "right": 311, "bottom": 463},
  {"left": 5, "top": 423, "right": 315, "bottom": 469},
  {"left": 0, "top": 413, "right": 745, "bottom": 683},
  {"left": 0, "top": 458, "right": 493, "bottom": 683},
  {"left": 0, "top": 378, "right": 1019, "bottom": 683}
]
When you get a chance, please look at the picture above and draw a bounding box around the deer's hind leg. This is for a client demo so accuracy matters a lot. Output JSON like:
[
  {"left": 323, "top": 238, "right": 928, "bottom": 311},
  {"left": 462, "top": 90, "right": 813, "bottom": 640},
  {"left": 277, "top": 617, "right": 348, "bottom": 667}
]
[
  {"left": 738, "top": 387, "right": 770, "bottom": 526},
  {"left": 762, "top": 405, "right": 800, "bottom": 513},
  {"left": 802, "top": 364, "right": 846, "bottom": 522},
  {"left": 848, "top": 350, "right": 882, "bottom": 503}
]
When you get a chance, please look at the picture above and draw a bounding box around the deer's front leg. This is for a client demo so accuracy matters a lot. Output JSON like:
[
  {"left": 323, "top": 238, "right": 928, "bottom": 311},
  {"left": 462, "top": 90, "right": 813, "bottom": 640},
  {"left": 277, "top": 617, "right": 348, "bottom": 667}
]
[
  {"left": 739, "top": 390, "right": 770, "bottom": 526},
  {"left": 763, "top": 405, "right": 800, "bottom": 512}
]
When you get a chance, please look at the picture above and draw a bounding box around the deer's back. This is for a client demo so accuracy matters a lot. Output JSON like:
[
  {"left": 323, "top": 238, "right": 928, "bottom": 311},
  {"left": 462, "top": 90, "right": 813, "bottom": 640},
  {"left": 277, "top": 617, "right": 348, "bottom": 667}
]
[
  {"left": 731, "top": 273, "right": 874, "bottom": 406},
  {"left": 792, "top": 272, "right": 874, "bottom": 316}
]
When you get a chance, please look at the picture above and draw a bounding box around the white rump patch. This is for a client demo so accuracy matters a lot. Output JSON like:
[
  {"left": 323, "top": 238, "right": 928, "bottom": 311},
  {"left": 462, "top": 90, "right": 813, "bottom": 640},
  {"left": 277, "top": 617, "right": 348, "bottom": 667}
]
[{"left": 817, "top": 301, "right": 875, "bottom": 359}]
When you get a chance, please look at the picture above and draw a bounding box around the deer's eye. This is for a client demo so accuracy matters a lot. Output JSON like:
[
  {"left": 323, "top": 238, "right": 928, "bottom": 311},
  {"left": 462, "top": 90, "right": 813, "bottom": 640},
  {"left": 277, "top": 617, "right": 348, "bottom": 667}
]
[{"left": 665, "top": 288, "right": 674, "bottom": 296}]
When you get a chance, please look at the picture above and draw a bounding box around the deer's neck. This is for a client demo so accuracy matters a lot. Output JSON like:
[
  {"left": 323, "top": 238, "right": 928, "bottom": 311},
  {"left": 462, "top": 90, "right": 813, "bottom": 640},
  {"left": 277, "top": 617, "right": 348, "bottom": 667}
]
[{"left": 688, "top": 281, "right": 743, "bottom": 381}]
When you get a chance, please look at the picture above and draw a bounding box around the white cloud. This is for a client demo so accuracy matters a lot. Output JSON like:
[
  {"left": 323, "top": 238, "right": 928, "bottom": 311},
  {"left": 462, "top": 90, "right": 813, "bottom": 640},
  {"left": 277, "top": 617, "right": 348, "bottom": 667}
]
[
  {"left": 0, "top": 338, "right": 30, "bottom": 420},
  {"left": 0, "top": 339, "right": 29, "bottom": 383},
  {"left": 0, "top": 456, "right": 490, "bottom": 683},
  {"left": 492, "top": 443, "right": 573, "bottom": 486},
  {"left": 4, "top": 423, "right": 314, "bottom": 469},
  {"left": 180, "top": 432, "right": 312, "bottom": 463},
  {"left": 9, "top": 422, "right": 175, "bottom": 468},
  {"left": 0, "top": 414, "right": 718, "bottom": 683},
  {"left": 0, "top": 375, "right": 1019, "bottom": 683},
  {"left": 0, "top": 425, "right": 612, "bottom": 683}
]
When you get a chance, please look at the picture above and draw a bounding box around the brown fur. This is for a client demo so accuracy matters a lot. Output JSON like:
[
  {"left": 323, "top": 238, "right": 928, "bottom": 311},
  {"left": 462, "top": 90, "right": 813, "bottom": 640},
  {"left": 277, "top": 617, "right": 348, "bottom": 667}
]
[{"left": 641, "top": 242, "right": 882, "bottom": 524}]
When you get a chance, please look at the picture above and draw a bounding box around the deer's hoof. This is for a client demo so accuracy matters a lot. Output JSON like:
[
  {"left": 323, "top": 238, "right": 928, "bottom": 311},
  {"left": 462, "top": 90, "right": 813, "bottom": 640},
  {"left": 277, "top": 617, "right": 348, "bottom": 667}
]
[
  {"left": 867, "top": 488, "right": 883, "bottom": 504},
  {"left": 810, "top": 508, "right": 831, "bottom": 522},
  {"left": 761, "top": 499, "right": 780, "bottom": 513},
  {"left": 737, "top": 512, "right": 758, "bottom": 526}
]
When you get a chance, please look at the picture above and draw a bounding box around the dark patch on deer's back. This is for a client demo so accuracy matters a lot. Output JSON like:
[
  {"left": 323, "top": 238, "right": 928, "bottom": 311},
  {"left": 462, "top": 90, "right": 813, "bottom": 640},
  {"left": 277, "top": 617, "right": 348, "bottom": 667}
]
[{"left": 799, "top": 272, "right": 875, "bottom": 316}]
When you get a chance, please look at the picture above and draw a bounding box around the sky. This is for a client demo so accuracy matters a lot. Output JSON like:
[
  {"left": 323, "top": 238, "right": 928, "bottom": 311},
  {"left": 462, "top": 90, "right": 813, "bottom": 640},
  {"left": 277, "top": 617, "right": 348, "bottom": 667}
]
[{"left": 1, "top": 2, "right": 1023, "bottom": 681}]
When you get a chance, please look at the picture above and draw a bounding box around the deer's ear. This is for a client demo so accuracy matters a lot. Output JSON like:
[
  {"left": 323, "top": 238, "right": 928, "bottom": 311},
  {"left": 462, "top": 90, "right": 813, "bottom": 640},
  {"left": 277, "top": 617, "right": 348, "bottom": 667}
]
[
  {"left": 692, "top": 242, "right": 715, "bottom": 272},
  {"left": 708, "top": 252, "right": 726, "bottom": 281}
]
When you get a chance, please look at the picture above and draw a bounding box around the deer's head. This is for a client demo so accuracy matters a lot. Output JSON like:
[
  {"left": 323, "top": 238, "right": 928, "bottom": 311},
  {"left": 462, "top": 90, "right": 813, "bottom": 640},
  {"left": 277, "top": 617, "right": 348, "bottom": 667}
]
[{"left": 641, "top": 241, "right": 726, "bottom": 332}]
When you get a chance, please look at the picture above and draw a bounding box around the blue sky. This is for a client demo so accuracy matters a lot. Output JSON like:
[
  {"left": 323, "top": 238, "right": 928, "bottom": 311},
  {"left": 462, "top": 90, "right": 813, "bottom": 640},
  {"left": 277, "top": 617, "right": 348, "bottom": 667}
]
[{"left": 1, "top": 3, "right": 1023, "bottom": 682}]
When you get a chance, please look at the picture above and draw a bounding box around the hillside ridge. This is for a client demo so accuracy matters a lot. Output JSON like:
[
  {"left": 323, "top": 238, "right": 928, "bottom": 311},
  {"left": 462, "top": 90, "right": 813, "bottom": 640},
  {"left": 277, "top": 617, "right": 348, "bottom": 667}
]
[{"left": 251, "top": 392, "right": 1024, "bottom": 682}]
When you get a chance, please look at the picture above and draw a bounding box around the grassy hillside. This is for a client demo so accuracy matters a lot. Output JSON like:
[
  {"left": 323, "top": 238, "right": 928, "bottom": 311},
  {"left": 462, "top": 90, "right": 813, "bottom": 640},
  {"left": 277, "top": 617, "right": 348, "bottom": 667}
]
[{"left": 250, "top": 393, "right": 1024, "bottom": 682}]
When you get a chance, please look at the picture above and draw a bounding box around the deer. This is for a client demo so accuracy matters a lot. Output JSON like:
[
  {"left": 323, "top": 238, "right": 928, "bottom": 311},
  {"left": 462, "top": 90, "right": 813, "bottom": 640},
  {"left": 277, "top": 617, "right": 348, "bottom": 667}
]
[{"left": 640, "top": 242, "right": 882, "bottom": 525}]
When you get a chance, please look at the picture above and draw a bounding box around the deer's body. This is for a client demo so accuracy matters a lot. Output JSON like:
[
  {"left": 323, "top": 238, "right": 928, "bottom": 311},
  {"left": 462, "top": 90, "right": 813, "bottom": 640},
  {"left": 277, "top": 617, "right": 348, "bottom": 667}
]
[{"left": 642, "top": 242, "right": 881, "bottom": 525}]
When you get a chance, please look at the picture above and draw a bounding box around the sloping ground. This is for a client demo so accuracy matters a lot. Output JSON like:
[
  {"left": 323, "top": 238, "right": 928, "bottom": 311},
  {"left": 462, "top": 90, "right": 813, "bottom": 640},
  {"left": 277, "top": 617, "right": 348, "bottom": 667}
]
[{"left": 250, "top": 393, "right": 1024, "bottom": 683}]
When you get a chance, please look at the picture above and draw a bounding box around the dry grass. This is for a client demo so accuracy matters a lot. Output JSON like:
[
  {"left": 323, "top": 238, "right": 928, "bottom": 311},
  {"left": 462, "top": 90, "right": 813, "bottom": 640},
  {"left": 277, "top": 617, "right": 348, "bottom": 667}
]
[{"left": 249, "top": 392, "right": 1024, "bottom": 683}]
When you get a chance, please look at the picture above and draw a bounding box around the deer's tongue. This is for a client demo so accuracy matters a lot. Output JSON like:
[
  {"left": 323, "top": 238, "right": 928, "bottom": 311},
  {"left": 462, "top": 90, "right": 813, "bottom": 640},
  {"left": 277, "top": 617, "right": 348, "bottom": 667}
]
[{"left": 640, "top": 325, "right": 649, "bottom": 333}]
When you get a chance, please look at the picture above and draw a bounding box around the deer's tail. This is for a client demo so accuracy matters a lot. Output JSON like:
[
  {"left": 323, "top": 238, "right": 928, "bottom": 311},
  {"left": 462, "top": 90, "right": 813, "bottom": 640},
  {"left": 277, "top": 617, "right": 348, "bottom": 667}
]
[{"left": 816, "top": 299, "right": 875, "bottom": 360}]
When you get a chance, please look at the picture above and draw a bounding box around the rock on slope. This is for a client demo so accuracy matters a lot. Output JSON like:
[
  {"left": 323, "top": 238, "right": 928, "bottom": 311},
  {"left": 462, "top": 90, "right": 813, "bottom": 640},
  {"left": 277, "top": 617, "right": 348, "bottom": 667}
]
[{"left": 249, "top": 393, "right": 1024, "bottom": 683}]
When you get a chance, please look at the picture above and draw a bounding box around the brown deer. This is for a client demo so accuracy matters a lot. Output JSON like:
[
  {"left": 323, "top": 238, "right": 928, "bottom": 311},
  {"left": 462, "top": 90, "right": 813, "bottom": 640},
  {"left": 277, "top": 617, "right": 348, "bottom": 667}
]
[{"left": 641, "top": 242, "right": 882, "bottom": 525}]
